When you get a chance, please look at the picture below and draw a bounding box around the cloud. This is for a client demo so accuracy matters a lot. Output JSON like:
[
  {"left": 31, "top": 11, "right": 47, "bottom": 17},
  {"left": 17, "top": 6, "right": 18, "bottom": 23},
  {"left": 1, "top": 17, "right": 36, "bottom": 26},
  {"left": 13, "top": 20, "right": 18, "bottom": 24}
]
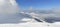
[
  {"left": 0, "top": 0, "right": 20, "bottom": 14},
  {"left": 22, "top": 8, "right": 60, "bottom": 23},
  {"left": 0, "top": 0, "right": 5, "bottom": 5},
  {"left": 0, "top": 0, "right": 21, "bottom": 24}
]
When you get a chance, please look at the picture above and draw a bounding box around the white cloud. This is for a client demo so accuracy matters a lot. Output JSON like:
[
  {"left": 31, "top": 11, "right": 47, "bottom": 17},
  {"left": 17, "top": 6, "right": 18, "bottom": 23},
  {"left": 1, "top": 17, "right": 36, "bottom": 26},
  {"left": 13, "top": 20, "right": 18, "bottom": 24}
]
[
  {"left": 0, "top": 0, "right": 5, "bottom": 5},
  {"left": 25, "top": 8, "right": 60, "bottom": 23},
  {"left": 0, "top": 0, "right": 19, "bottom": 14},
  {"left": 0, "top": 0, "right": 21, "bottom": 24}
]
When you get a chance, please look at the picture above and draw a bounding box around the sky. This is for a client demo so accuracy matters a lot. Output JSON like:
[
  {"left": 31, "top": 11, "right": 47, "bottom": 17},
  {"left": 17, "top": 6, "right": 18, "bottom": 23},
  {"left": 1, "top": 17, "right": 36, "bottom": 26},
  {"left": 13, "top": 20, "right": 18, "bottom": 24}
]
[
  {"left": 16, "top": 0, "right": 60, "bottom": 10},
  {"left": 0, "top": 0, "right": 60, "bottom": 24}
]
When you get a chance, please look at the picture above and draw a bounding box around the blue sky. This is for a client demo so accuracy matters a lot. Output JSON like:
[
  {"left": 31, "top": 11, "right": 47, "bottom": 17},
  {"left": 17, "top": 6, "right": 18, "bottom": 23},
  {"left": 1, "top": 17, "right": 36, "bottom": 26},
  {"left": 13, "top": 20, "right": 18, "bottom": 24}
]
[{"left": 16, "top": 0, "right": 60, "bottom": 10}]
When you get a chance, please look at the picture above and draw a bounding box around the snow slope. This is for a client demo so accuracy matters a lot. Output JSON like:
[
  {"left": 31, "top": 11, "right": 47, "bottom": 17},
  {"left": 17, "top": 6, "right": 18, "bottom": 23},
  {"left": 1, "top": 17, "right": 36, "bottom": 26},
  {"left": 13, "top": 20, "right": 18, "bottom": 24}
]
[
  {"left": 0, "top": 22, "right": 60, "bottom": 27},
  {"left": 0, "top": 18, "right": 59, "bottom": 27}
]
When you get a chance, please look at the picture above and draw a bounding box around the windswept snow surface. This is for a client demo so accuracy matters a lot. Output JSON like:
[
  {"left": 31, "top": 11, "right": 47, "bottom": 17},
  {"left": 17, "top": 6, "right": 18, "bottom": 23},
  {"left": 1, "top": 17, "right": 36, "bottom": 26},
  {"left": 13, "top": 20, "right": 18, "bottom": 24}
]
[
  {"left": 0, "top": 22, "right": 50, "bottom": 27},
  {"left": 0, "top": 22, "right": 60, "bottom": 27},
  {"left": 0, "top": 19, "right": 59, "bottom": 27}
]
